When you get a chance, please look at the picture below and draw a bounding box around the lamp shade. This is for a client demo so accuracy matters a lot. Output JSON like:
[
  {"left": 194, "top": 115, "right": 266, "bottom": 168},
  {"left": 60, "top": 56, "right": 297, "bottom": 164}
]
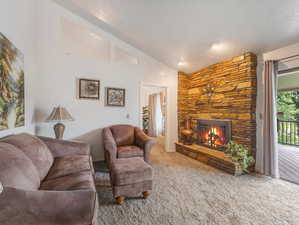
[
  {"left": 46, "top": 106, "right": 74, "bottom": 122},
  {"left": 0, "top": 182, "right": 3, "bottom": 194}
]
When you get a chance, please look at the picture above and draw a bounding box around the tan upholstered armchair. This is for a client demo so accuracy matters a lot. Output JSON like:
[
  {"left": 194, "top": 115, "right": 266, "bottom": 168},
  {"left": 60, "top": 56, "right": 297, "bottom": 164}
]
[{"left": 103, "top": 125, "right": 156, "bottom": 165}]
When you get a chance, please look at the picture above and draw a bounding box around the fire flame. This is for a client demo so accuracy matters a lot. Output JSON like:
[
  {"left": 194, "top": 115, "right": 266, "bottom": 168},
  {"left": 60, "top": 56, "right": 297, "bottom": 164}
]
[{"left": 203, "top": 126, "right": 225, "bottom": 147}]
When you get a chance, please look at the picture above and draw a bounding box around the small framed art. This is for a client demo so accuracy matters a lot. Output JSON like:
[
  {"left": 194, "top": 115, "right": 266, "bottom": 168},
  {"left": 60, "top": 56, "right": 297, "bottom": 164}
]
[
  {"left": 106, "top": 87, "right": 126, "bottom": 107},
  {"left": 79, "top": 79, "right": 100, "bottom": 100}
]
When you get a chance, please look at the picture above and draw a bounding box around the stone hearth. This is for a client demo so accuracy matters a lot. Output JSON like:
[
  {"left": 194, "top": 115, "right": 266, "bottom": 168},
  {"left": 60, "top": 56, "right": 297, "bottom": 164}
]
[{"left": 175, "top": 142, "right": 243, "bottom": 175}]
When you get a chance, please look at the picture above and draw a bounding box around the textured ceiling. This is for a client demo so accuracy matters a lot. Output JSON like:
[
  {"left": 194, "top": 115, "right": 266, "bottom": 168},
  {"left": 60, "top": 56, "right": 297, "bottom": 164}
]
[{"left": 55, "top": 0, "right": 299, "bottom": 73}]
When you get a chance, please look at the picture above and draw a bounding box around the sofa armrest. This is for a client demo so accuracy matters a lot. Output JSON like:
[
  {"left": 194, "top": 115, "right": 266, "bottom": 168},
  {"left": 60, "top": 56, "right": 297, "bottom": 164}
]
[
  {"left": 38, "top": 136, "right": 90, "bottom": 158},
  {"left": 0, "top": 187, "right": 96, "bottom": 225},
  {"left": 135, "top": 127, "right": 156, "bottom": 162}
]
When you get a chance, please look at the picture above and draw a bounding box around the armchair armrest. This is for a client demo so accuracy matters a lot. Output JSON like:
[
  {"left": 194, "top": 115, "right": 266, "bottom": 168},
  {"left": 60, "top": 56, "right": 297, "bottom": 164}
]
[
  {"left": 0, "top": 187, "right": 96, "bottom": 225},
  {"left": 135, "top": 127, "right": 156, "bottom": 162},
  {"left": 38, "top": 136, "right": 90, "bottom": 158},
  {"left": 103, "top": 128, "right": 117, "bottom": 165}
]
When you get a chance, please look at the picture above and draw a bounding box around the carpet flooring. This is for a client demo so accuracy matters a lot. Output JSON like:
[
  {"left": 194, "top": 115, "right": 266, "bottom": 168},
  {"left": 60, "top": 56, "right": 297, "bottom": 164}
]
[{"left": 95, "top": 145, "right": 299, "bottom": 225}]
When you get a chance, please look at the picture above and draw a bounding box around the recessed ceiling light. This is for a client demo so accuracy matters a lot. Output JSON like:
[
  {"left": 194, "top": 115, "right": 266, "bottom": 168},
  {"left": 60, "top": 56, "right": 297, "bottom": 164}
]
[
  {"left": 178, "top": 57, "right": 187, "bottom": 66},
  {"left": 178, "top": 61, "right": 185, "bottom": 66},
  {"left": 211, "top": 42, "right": 227, "bottom": 51}
]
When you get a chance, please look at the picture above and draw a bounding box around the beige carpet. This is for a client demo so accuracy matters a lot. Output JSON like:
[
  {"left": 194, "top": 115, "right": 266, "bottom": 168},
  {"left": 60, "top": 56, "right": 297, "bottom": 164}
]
[{"left": 95, "top": 145, "right": 299, "bottom": 225}]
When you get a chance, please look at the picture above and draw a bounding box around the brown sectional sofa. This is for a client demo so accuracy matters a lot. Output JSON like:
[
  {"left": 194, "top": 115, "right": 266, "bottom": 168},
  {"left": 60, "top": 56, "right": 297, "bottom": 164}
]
[{"left": 0, "top": 133, "right": 98, "bottom": 225}]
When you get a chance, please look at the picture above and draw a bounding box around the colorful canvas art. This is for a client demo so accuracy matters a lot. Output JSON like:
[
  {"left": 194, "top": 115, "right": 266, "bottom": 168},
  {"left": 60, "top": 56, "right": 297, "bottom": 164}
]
[{"left": 0, "top": 33, "right": 25, "bottom": 131}]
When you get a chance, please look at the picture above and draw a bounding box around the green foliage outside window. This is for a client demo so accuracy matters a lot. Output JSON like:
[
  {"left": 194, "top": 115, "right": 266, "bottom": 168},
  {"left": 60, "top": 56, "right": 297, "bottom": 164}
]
[{"left": 277, "top": 91, "right": 299, "bottom": 121}]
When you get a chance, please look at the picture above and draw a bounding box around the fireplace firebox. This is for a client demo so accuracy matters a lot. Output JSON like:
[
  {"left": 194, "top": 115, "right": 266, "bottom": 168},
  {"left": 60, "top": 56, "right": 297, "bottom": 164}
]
[{"left": 197, "top": 119, "right": 232, "bottom": 151}]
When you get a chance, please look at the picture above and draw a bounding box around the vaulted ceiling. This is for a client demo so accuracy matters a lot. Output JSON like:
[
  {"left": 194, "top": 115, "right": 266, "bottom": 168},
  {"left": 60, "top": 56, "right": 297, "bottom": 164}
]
[{"left": 56, "top": 0, "right": 299, "bottom": 73}]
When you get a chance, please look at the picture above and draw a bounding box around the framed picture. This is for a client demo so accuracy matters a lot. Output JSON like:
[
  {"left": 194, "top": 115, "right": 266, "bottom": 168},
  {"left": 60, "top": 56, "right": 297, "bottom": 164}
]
[
  {"left": 79, "top": 79, "right": 100, "bottom": 100},
  {"left": 106, "top": 87, "right": 126, "bottom": 107}
]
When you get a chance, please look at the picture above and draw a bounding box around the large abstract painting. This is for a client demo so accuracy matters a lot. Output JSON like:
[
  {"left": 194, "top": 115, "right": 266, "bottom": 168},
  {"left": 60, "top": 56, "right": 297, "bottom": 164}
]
[{"left": 0, "top": 33, "right": 25, "bottom": 131}]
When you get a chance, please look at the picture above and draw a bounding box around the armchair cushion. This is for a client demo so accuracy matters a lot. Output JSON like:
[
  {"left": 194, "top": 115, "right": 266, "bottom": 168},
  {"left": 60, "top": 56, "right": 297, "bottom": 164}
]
[
  {"left": 117, "top": 145, "right": 144, "bottom": 159},
  {"left": 40, "top": 171, "right": 95, "bottom": 191},
  {"left": 1, "top": 133, "right": 54, "bottom": 181},
  {"left": 110, "top": 125, "right": 135, "bottom": 146},
  {"left": 0, "top": 143, "right": 40, "bottom": 190},
  {"left": 45, "top": 155, "right": 92, "bottom": 180}
]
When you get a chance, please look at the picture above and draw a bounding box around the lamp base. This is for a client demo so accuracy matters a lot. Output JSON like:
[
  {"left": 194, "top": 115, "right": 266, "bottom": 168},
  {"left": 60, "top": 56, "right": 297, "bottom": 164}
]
[{"left": 54, "top": 123, "right": 65, "bottom": 139}]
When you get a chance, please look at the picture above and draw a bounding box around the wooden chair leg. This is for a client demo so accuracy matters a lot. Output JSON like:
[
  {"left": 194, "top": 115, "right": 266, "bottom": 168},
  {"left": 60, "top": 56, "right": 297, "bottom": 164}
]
[
  {"left": 116, "top": 196, "right": 125, "bottom": 205},
  {"left": 143, "top": 191, "right": 150, "bottom": 199}
]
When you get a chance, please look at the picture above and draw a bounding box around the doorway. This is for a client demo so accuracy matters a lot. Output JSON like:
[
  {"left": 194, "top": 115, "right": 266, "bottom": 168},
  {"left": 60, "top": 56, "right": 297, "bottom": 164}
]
[
  {"left": 277, "top": 69, "right": 299, "bottom": 184},
  {"left": 140, "top": 83, "right": 167, "bottom": 148}
]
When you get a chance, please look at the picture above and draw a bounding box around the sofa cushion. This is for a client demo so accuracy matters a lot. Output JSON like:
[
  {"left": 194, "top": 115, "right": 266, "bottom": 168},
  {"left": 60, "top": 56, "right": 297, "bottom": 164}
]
[
  {"left": 110, "top": 125, "right": 135, "bottom": 146},
  {"left": 45, "top": 155, "right": 92, "bottom": 180},
  {"left": 40, "top": 171, "right": 95, "bottom": 191},
  {"left": 0, "top": 142, "right": 40, "bottom": 190},
  {"left": 117, "top": 145, "right": 144, "bottom": 159},
  {"left": 110, "top": 157, "right": 152, "bottom": 186},
  {"left": 1, "top": 133, "right": 54, "bottom": 181}
]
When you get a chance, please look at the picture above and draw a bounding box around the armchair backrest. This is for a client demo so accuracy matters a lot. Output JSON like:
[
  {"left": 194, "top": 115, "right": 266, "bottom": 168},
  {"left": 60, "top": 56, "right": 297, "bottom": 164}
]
[{"left": 109, "top": 125, "right": 135, "bottom": 146}]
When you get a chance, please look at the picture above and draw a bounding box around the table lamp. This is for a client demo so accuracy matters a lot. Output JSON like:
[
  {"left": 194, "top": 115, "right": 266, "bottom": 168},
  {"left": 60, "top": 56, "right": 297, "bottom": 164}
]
[{"left": 46, "top": 106, "right": 74, "bottom": 139}]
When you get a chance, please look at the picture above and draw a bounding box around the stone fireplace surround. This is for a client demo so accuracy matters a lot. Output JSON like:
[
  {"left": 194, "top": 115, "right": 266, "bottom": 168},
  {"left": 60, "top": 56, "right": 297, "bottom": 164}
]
[{"left": 176, "top": 53, "right": 257, "bottom": 175}]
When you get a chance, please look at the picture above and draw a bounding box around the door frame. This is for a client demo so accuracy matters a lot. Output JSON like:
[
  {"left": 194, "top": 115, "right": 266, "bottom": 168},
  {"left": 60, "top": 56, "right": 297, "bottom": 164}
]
[{"left": 139, "top": 81, "right": 169, "bottom": 150}]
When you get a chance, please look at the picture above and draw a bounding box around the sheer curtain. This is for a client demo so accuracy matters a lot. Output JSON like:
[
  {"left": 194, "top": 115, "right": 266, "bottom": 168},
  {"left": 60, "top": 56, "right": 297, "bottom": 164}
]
[
  {"left": 148, "top": 93, "right": 163, "bottom": 137},
  {"left": 256, "top": 60, "right": 279, "bottom": 178},
  {"left": 160, "top": 91, "right": 166, "bottom": 136}
]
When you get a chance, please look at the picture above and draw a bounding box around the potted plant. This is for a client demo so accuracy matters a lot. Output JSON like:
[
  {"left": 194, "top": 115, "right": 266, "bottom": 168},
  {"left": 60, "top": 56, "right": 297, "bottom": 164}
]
[{"left": 225, "top": 141, "right": 255, "bottom": 174}]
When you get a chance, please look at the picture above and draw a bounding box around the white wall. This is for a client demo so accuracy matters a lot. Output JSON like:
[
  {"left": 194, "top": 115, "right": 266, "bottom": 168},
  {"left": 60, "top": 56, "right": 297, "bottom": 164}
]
[
  {"left": 256, "top": 42, "right": 299, "bottom": 172},
  {"left": 35, "top": 0, "right": 178, "bottom": 161},
  {"left": 0, "top": 0, "right": 37, "bottom": 137}
]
